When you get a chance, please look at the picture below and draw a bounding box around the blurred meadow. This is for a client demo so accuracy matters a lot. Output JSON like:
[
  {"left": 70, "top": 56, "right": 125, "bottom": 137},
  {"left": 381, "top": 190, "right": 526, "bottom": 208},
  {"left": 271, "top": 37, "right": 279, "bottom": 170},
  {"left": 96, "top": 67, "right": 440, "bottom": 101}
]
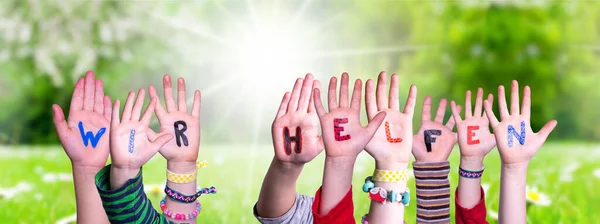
[{"left": 0, "top": 0, "right": 599, "bottom": 223}]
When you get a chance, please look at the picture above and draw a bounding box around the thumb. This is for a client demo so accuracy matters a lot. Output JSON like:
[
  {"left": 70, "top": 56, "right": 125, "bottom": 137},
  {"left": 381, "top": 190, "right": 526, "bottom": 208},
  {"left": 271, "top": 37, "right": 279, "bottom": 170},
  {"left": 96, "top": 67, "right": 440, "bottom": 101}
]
[
  {"left": 52, "top": 105, "right": 69, "bottom": 135},
  {"left": 536, "top": 120, "right": 557, "bottom": 143},
  {"left": 151, "top": 132, "right": 174, "bottom": 151},
  {"left": 364, "top": 111, "right": 387, "bottom": 138}
]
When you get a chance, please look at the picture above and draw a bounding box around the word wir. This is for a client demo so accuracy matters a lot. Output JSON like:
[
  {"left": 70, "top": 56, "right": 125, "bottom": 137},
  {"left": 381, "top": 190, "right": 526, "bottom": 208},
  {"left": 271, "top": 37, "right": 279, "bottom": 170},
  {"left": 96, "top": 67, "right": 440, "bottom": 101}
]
[
  {"left": 424, "top": 129, "right": 441, "bottom": 152},
  {"left": 283, "top": 126, "right": 302, "bottom": 155},
  {"left": 334, "top": 118, "right": 351, "bottom": 141},
  {"left": 174, "top": 121, "right": 189, "bottom": 147},
  {"left": 78, "top": 121, "right": 106, "bottom": 148},
  {"left": 507, "top": 121, "right": 526, "bottom": 147}
]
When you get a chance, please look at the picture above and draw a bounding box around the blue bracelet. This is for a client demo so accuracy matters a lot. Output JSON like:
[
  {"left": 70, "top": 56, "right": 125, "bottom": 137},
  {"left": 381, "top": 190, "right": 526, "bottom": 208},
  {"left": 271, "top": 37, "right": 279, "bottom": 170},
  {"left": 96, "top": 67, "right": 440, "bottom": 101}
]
[{"left": 362, "top": 176, "right": 410, "bottom": 206}]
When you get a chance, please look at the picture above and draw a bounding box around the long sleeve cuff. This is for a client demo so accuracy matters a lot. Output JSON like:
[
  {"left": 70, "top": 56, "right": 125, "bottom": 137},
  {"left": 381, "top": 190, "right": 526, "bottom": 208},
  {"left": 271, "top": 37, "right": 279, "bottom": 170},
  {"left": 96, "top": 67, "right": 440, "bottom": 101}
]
[
  {"left": 95, "top": 164, "right": 173, "bottom": 224},
  {"left": 455, "top": 186, "right": 488, "bottom": 224},
  {"left": 312, "top": 186, "right": 355, "bottom": 224},
  {"left": 413, "top": 161, "right": 451, "bottom": 224}
]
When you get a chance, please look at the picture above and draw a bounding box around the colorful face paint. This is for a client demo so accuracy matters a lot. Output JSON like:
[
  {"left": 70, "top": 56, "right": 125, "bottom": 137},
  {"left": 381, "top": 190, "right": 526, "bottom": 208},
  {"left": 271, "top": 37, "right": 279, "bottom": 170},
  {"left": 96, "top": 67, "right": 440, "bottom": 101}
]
[
  {"left": 467, "top": 126, "right": 480, "bottom": 145},
  {"left": 78, "top": 121, "right": 106, "bottom": 148},
  {"left": 334, "top": 118, "right": 351, "bottom": 141},
  {"left": 283, "top": 126, "right": 302, "bottom": 155},
  {"left": 385, "top": 122, "right": 403, "bottom": 143},
  {"left": 507, "top": 121, "right": 526, "bottom": 147},
  {"left": 174, "top": 121, "right": 189, "bottom": 147},
  {"left": 424, "top": 129, "right": 441, "bottom": 152},
  {"left": 128, "top": 130, "right": 136, "bottom": 153}
]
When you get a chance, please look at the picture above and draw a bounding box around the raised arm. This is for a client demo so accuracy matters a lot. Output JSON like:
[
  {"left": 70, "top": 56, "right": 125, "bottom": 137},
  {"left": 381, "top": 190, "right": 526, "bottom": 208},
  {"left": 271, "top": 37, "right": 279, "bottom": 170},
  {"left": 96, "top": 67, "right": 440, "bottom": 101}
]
[
  {"left": 412, "top": 96, "right": 460, "bottom": 224},
  {"left": 52, "top": 71, "right": 111, "bottom": 224},
  {"left": 483, "top": 80, "right": 557, "bottom": 224},
  {"left": 312, "top": 73, "right": 386, "bottom": 220},
  {"left": 255, "top": 74, "right": 324, "bottom": 222},
  {"left": 99, "top": 88, "right": 173, "bottom": 223},
  {"left": 362, "top": 72, "right": 417, "bottom": 224},
  {"left": 149, "top": 75, "right": 203, "bottom": 223},
  {"left": 450, "top": 88, "right": 495, "bottom": 223}
]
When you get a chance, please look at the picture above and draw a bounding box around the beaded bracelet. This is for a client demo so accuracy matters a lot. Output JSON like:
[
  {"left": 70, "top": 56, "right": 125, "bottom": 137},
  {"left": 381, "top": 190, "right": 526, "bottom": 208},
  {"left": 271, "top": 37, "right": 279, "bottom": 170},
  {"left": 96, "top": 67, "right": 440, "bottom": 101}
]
[
  {"left": 362, "top": 176, "right": 410, "bottom": 206},
  {"left": 372, "top": 169, "right": 409, "bottom": 182},
  {"left": 458, "top": 166, "right": 484, "bottom": 179},
  {"left": 164, "top": 185, "right": 217, "bottom": 203},
  {"left": 166, "top": 161, "right": 208, "bottom": 184},
  {"left": 361, "top": 214, "right": 407, "bottom": 224},
  {"left": 160, "top": 197, "right": 201, "bottom": 220}
]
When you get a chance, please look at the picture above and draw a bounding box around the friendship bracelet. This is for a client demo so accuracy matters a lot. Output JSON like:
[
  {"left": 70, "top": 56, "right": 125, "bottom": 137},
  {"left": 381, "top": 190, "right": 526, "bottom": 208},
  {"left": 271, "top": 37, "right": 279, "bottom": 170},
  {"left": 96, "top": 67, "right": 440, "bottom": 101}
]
[
  {"left": 166, "top": 161, "right": 208, "bottom": 184},
  {"left": 164, "top": 185, "right": 217, "bottom": 203},
  {"left": 458, "top": 166, "right": 484, "bottom": 179},
  {"left": 160, "top": 197, "right": 201, "bottom": 220},
  {"left": 362, "top": 176, "right": 410, "bottom": 206},
  {"left": 372, "top": 169, "right": 410, "bottom": 182}
]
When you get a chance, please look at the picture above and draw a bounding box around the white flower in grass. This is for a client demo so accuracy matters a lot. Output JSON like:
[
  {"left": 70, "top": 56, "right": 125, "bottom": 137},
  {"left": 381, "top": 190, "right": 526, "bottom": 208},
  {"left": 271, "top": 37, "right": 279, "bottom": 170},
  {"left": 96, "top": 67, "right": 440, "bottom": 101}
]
[
  {"left": 56, "top": 213, "right": 76, "bottom": 224},
  {"left": 526, "top": 186, "right": 551, "bottom": 206},
  {"left": 0, "top": 181, "right": 33, "bottom": 199},
  {"left": 488, "top": 210, "right": 498, "bottom": 220},
  {"left": 144, "top": 184, "right": 163, "bottom": 197},
  {"left": 593, "top": 169, "right": 600, "bottom": 179},
  {"left": 34, "top": 193, "right": 43, "bottom": 201},
  {"left": 559, "top": 163, "right": 580, "bottom": 182},
  {"left": 42, "top": 172, "right": 73, "bottom": 183}
]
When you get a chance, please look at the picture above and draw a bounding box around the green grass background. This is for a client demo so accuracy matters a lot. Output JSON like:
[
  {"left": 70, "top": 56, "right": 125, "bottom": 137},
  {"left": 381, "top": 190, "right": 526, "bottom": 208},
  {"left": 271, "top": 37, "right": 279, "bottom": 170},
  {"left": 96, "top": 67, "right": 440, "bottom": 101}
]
[{"left": 0, "top": 143, "right": 599, "bottom": 223}]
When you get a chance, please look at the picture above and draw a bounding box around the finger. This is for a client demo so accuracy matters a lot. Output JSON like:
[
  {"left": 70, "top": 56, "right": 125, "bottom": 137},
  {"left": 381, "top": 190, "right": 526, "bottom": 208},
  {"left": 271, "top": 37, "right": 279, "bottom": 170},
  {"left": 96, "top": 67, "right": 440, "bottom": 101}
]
[
  {"left": 465, "top": 90, "right": 473, "bottom": 119},
  {"left": 131, "top": 89, "right": 146, "bottom": 121},
  {"left": 522, "top": 85, "right": 531, "bottom": 120},
  {"left": 434, "top": 98, "right": 448, "bottom": 124},
  {"left": 339, "top": 72, "right": 349, "bottom": 108},
  {"left": 421, "top": 96, "right": 432, "bottom": 122},
  {"left": 510, "top": 80, "right": 520, "bottom": 115},
  {"left": 163, "top": 74, "right": 177, "bottom": 112},
  {"left": 112, "top": 100, "right": 121, "bottom": 127},
  {"left": 376, "top": 71, "right": 388, "bottom": 110},
  {"left": 536, "top": 120, "right": 557, "bottom": 143},
  {"left": 327, "top": 77, "right": 338, "bottom": 110},
  {"left": 83, "top": 71, "right": 95, "bottom": 111},
  {"left": 498, "top": 85, "right": 509, "bottom": 120},
  {"left": 287, "top": 78, "right": 304, "bottom": 112},
  {"left": 177, "top": 77, "right": 188, "bottom": 113},
  {"left": 121, "top": 91, "right": 135, "bottom": 122},
  {"left": 388, "top": 73, "right": 400, "bottom": 111},
  {"left": 446, "top": 105, "right": 461, "bottom": 129},
  {"left": 147, "top": 129, "right": 158, "bottom": 141},
  {"left": 103, "top": 96, "right": 112, "bottom": 121},
  {"left": 483, "top": 99, "right": 499, "bottom": 127},
  {"left": 350, "top": 79, "right": 362, "bottom": 110},
  {"left": 149, "top": 85, "right": 167, "bottom": 119},
  {"left": 313, "top": 88, "right": 327, "bottom": 118},
  {"left": 403, "top": 85, "right": 417, "bottom": 116},
  {"left": 275, "top": 92, "right": 291, "bottom": 118},
  {"left": 365, "top": 111, "right": 387, "bottom": 138},
  {"left": 69, "top": 78, "right": 84, "bottom": 113},
  {"left": 474, "top": 88, "right": 484, "bottom": 117},
  {"left": 365, "top": 79, "right": 377, "bottom": 120},
  {"left": 140, "top": 98, "right": 157, "bottom": 125},
  {"left": 94, "top": 79, "right": 104, "bottom": 114},
  {"left": 308, "top": 80, "right": 320, "bottom": 113},
  {"left": 52, "top": 105, "right": 69, "bottom": 135},
  {"left": 151, "top": 133, "right": 174, "bottom": 153},
  {"left": 450, "top": 100, "right": 463, "bottom": 123},
  {"left": 191, "top": 90, "right": 202, "bottom": 118},
  {"left": 297, "top": 74, "right": 314, "bottom": 112}
]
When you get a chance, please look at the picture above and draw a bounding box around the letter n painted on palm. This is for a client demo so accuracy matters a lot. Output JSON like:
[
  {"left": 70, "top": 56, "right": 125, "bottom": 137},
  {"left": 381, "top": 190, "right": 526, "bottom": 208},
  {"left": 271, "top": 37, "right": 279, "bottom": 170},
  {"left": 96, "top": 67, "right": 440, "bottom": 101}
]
[{"left": 507, "top": 121, "right": 526, "bottom": 147}]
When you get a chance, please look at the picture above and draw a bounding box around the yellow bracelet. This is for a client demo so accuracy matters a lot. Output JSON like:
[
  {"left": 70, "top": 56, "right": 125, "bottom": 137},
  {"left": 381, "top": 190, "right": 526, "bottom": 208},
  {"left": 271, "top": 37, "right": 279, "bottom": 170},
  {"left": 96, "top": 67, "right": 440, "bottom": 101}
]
[
  {"left": 372, "top": 169, "right": 409, "bottom": 182},
  {"left": 166, "top": 161, "right": 208, "bottom": 184}
]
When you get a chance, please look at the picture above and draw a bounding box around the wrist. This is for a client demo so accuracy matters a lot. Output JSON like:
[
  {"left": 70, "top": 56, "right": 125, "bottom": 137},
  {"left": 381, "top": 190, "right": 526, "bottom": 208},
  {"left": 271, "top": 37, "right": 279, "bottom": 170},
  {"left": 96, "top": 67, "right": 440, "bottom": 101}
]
[
  {"left": 72, "top": 164, "right": 104, "bottom": 176},
  {"left": 274, "top": 159, "right": 305, "bottom": 172},
  {"left": 502, "top": 162, "right": 529, "bottom": 175},
  {"left": 167, "top": 161, "right": 197, "bottom": 174},
  {"left": 375, "top": 161, "right": 409, "bottom": 170},
  {"left": 325, "top": 155, "right": 357, "bottom": 166},
  {"left": 460, "top": 156, "right": 484, "bottom": 170},
  {"left": 110, "top": 166, "right": 140, "bottom": 180}
]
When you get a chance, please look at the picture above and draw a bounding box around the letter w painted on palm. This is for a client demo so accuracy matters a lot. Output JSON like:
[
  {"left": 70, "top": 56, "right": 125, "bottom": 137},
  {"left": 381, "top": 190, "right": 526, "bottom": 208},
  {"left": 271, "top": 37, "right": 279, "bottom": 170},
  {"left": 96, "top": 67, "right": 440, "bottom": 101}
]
[{"left": 78, "top": 121, "right": 106, "bottom": 148}]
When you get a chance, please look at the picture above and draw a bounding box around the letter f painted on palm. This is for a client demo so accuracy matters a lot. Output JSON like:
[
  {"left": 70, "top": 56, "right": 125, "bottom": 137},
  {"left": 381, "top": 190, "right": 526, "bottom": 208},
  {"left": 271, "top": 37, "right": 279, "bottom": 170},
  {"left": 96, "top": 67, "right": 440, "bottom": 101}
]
[{"left": 78, "top": 121, "right": 106, "bottom": 148}]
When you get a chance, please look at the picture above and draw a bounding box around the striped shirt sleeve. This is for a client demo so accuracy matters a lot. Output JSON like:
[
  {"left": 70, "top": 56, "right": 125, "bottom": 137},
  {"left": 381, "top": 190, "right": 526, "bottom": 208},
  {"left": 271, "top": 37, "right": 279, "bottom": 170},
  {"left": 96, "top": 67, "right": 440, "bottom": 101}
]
[
  {"left": 413, "top": 161, "right": 451, "bottom": 224},
  {"left": 95, "top": 164, "right": 174, "bottom": 224}
]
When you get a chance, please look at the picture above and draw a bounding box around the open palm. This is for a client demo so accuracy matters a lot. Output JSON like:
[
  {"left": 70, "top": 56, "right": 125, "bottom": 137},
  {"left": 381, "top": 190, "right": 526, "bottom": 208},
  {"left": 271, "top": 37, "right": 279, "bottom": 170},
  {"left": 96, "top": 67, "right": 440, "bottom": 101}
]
[
  {"left": 412, "top": 97, "right": 460, "bottom": 162},
  {"left": 451, "top": 88, "right": 496, "bottom": 158},
  {"left": 364, "top": 72, "right": 416, "bottom": 164},
  {"left": 52, "top": 71, "right": 112, "bottom": 169},
  {"left": 272, "top": 74, "right": 324, "bottom": 165}
]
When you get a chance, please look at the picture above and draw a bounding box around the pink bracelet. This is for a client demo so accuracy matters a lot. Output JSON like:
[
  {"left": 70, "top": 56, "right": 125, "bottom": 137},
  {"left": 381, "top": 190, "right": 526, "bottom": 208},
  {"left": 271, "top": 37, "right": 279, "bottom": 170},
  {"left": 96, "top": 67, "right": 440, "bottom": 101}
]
[
  {"left": 160, "top": 197, "right": 201, "bottom": 220},
  {"left": 362, "top": 214, "right": 407, "bottom": 224}
]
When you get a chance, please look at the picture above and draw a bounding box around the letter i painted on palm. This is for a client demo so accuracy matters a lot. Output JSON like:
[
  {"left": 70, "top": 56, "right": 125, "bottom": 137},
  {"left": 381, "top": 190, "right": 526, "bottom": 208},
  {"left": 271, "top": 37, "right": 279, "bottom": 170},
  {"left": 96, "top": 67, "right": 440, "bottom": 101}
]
[{"left": 507, "top": 121, "right": 526, "bottom": 147}]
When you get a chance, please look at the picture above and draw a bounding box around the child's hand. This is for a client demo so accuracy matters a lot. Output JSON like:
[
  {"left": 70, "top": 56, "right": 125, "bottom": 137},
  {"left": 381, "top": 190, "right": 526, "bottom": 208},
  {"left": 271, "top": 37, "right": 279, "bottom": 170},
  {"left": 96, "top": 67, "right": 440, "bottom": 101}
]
[
  {"left": 364, "top": 72, "right": 416, "bottom": 169},
  {"left": 109, "top": 89, "right": 173, "bottom": 170},
  {"left": 483, "top": 80, "right": 557, "bottom": 165},
  {"left": 148, "top": 75, "right": 201, "bottom": 163},
  {"left": 412, "top": 97, "right": 460, "bottom": 162},
  {"left": 52, "top": 71, "right": 112, "bottom": 170},
  {"left": 272, "top": 74, "right": 324, "bottom": 167},
  {"left": 451, "top": 88, "right": 496, "bottom": 161},
  {"left": 313, "top": 73, "right": 386, "bottom": 161}
]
